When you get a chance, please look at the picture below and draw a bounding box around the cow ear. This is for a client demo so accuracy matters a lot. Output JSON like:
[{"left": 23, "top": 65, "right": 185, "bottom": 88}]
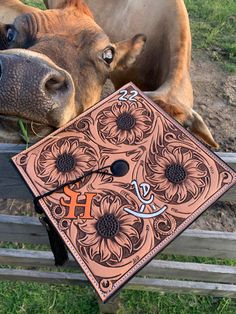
[
  {"left": 112, "top": 34, "right": 147, "bottom": 71},
  {"left": 45, "top": 0, "right": 93, "bottom": 18},
  {"left": 188, "top": 109, "right": 219, "bottom": 148}
]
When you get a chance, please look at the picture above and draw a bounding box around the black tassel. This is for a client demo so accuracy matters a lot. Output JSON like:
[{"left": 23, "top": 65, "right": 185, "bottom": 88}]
[
  {"left": 33, "top": 198, "right": 44, "bottom": 214},
  {"left": 40, "top": 216, "right": 69, "bottom": 266}
]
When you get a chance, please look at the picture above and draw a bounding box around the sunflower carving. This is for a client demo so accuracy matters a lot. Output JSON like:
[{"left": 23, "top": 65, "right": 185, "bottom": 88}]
[
  {"left": 147, "top": 147, "right": 208, "bottom": 203},
  {"left": 37, "top": 138, "right": 97, "bottom": 187},
  {"left": 98, "top": 101, "right": 152, "bottom": 145},
  {"left": 76, "top": 195, "right": 140, "bottom": 263}
]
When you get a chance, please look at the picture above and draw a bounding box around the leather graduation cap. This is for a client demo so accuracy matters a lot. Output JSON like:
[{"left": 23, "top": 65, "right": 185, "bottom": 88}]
[{"left": 12, "top": 83, "right": 236, "bottom": 302}]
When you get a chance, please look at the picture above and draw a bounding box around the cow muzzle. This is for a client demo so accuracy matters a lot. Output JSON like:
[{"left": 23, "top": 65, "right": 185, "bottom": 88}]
[{"left": 0, "top": 49, "right": 76, "bottom": 127}]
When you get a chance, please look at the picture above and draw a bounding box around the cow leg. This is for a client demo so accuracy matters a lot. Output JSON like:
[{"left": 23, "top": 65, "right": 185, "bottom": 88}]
[
  {"left": 142, "top": 1, "right": 218, "bottom": 148},
  {"left": 145, "top": 87, "right": 219, "bottom": 148}
]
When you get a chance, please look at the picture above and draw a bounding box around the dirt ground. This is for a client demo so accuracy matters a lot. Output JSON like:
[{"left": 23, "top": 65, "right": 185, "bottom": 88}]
[
  {"left": 190, "top": 50, "right": 236, "bottom": 232},
  {"left": 1, "top": 50, "right": 236, "bottom": 232},
  {"left": 191, "top": 50, "right": 236, "bottom": 152}
]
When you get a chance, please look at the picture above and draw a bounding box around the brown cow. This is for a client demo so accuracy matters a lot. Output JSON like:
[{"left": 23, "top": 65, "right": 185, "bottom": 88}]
[
  {"left": 0, "top": 0, "right": 146, "bottom": 129},
  {"left": 0, "top": 0, "right": 218, "bottom": 147}
]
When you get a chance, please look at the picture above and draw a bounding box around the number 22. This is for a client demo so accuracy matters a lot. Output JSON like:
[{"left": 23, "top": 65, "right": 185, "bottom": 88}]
[{"left": 118, "top": 90, "right": 138, "bottom": 101}]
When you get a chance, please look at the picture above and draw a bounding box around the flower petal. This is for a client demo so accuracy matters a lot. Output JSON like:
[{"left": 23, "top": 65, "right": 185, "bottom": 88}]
[
  {"left": 121, "top": 225, "right": 139, "bottom": 238},
  {"left": 165, "top": 184, "right": 178, "bottom": 201},
  {"left": 117, "top": 130, "right": 127, "bottom": 143},
  {"left": 60, "top": 140, "right": 71, "bottom": 155},
  {"left": 177, "top": 184, "right": 187, "bottom": 202},
  {"left": 51, "top": 143, "right": 60, "bottom": 158},
  {"left": 70, "top": 141, "right": 79, "bottom": 154},
  {"left": 46, "top": 168, "right": 60, "bottom": 184},
  {"left": 185, "top": 179, "right": 199, "bottom": 197},
  {"left": 134, "top": 127, "right": 144, "bottom": 141},
  {"left": 126, "top": 129, "right": 136, "bottom": 144},
  {"left": 100, "top": 239, "right": 111, "bottom": 262},
  {"left": 89, "top": 242, "right": 100, "bottom": 259},
  {"left": 107, "top": 239, "right": 123, "bottom": 262},
  {"left": 111, "top": 197, "right": 122, "bottom": 215},
  {"left": 119, "top": 214, "right": 139, "bottom": 225},
  {"left": 115, "top": 232, "right": 133, "bottom": 253}
]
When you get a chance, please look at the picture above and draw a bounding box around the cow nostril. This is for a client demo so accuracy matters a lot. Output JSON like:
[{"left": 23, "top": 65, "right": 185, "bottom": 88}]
[{"left": 44, "top": 73, "right": 68, "bottom": 94}]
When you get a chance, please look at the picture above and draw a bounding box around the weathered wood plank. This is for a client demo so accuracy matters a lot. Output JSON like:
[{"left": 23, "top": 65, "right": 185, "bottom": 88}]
[
  {"left": 1, "top": 215, "right": 236, "bottom": 258},
  {"left": 127, "top": 277, "right": 236, "bottom": 298},
  {"left": 0, "top": 144, "right": 26, "bottom": 153},
  {"left": 1, "top": 248, "right": 236, "bottom": 285},
  {"left": 0, "top": 145, "right": 235, "bottom": 200},
  {"left": 0, "top": 215, "right": 49, "bottom": 245},
  {"left": 220, "top": 185, "right": 236, "bottom": 202},
  {"left": 0, "top": 248, "right": 57, "bottom": 268},
  {"left": 217, "top": 155, "right": 236, "bottom": 203},
  {"left": 164, "top": 229, "right": 236, "bottom": 259},
  {"left": 0, "top": 268, "right": 87, "bottom": 285},
  {"left": 0, "top": 148, "right": 32, "bottom": 200},
  {"left": 215, "top": 152, "right": 236, "bottom": 171},
  {"left": 0, "top": 268, "right": 235, "bottom": 299},
  {"left": 141, "top": 260, "right": 236, "bottom": 284}
]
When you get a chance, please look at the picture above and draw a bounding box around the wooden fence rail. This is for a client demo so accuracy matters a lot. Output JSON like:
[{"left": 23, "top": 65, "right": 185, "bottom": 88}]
[
  {"left": 0, "top": 144, "right": 236, "bottom": 200},
  {"left": 1, "top": 215, "right": 236, "bottom": 259}
]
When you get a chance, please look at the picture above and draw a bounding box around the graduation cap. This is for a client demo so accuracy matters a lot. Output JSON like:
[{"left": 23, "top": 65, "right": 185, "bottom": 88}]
[{"left": 12, "top": 83, "right": 236, "bottom": 302}]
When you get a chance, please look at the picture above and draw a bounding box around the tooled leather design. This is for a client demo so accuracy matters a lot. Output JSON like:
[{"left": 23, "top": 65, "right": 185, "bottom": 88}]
[{"left": 14, "top": 83, "right": 235, "bottom": 301}]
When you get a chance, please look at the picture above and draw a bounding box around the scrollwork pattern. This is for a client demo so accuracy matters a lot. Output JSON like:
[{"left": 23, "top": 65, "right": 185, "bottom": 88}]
[
  {"left": 153, "top": 213, "right": 177, "bottom": 240},
  {"left": 13, "top": 85, "right": 235, "bottom": 300}
]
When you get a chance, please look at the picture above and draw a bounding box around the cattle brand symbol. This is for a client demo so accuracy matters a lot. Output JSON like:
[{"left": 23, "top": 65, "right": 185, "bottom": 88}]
[
  {"left": 124, "top": 180, "right": 168, "bottom": 218},
  {"left": 60, "top": 186, "right": 96, "bottom": 220}
]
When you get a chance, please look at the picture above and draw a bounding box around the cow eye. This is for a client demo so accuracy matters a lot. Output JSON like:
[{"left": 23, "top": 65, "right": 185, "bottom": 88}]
[
  {"left": 7, "top": 27, "right": 16, "bottom": 43},
  {"left": 102, "top": 47, "right": 115, "bottom": 65}
]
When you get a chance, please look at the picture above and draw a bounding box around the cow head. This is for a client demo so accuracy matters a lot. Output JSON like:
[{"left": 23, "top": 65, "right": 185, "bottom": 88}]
[{"left": 0, "top": 0, "right": 146, "bottom": 130}]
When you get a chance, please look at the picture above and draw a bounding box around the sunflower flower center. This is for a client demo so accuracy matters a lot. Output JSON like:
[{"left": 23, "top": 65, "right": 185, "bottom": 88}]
[
  {"left": 165, "top": 164, "right": 187, "bottom": 184},
  {"left": 56, "top": 153, "right": 76, "bottom": 173},
  {"left": 116, "top": 113, "right": 136, "bottom": 131},
  {"left": 96, "top": 214, "right": 120, "bottom": 238}
]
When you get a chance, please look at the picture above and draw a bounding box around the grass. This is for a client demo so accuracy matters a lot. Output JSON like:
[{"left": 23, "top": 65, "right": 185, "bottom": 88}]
[
  {"left": 185, "top": 0, "right": 236, "bottom": 72},
  {"left": 0, "top": 281, "right": 99, "bottom": 314},
  {"left": 18, "top": 119, "right": 30, "bottom": 148},
  {"left": 1, "top": 242, "right": 236, "bottom": 314},
  {"left": 119, "top": 292, "right": 236, "bottom": 314},
  {"left": 1, "top": 279, "right": 236, "bottom": 314},
  {"left": 22, "top": 0, "right": 46, "bottom": 9},
  {"left": 1, "top": 1, "right": 235, "bottom": 313}
]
